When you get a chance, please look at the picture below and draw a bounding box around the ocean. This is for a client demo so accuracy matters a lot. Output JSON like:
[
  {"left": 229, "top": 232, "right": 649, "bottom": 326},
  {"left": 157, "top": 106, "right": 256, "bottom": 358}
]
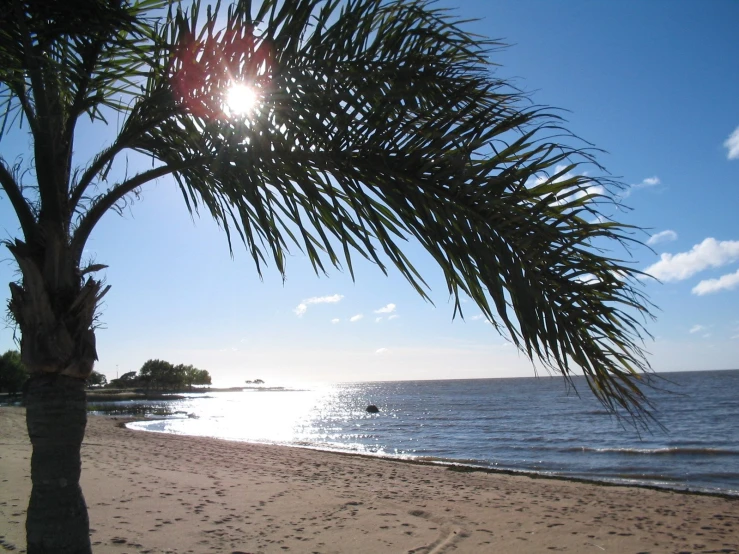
[{"left": 116, "top": 369, "right": 739, "bottom": 496}]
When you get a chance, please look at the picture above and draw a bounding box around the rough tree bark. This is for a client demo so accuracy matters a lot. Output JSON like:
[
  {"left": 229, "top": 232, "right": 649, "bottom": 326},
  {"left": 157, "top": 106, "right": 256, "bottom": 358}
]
[
  {"left": 7, "top": 238, "right": 107, "bottom": 554},
  {"left": 24, "top": 375, "right": 90, "bottom": 554}
]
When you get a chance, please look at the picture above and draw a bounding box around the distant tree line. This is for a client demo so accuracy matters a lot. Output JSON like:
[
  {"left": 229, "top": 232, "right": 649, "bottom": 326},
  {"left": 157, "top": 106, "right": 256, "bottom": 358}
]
[
  {"left": 0, "top": 350, "right": 28, "bottom": 394},
  {"left": 0, "top": 353, "right": 210, "bottom": 394},
  {"left": 109, "top": 359, "right": 211, "bottom": 391},
  {"left": 1, "top": 351, "right": 106, "bottom": 393},
  {"left": 87, "top": 370, "right": 108, "bottom": 388}
]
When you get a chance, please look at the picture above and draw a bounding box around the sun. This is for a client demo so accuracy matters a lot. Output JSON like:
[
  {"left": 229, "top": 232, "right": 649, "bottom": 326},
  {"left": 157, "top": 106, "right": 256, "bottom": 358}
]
[{"left": 225, "top": 83, "right": 259, "bottom": 117}]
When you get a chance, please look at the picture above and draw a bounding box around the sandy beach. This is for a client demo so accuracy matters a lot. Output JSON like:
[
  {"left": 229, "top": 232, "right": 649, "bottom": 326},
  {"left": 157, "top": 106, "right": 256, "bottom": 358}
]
[{"left": 1, "top": 407, "right": 737, "bottom": 553}]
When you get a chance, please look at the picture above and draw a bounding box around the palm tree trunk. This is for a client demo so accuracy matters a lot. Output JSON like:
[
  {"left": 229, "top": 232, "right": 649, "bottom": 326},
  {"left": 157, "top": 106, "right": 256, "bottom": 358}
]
[
  {"left": 25, "top": 374, "right": 91, "bottom": 554},
  {"left": 6, "top": 239, "right": 105, "bottom": 554}
]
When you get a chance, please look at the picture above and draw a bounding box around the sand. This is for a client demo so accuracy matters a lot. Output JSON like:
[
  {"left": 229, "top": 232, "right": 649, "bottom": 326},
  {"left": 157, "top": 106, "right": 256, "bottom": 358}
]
[{"left": 1, "top": 407, "right": 737, "bottom": 553}]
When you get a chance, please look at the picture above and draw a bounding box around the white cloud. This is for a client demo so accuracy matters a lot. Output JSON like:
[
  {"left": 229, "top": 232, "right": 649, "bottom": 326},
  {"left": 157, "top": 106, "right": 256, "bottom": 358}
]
[
  {"left": 647, "top": 230, "right": 678, "bottom": 246},
  {"left": 574, "top": 273, "right": 599, "bottom": 285},
  {"left": 689, "top": 324, "right": 705, "bottom": 334},
  {"left": 375, "top": 317, "right": 383, "bottom": 323},
  {"left": 350, "top": 314, "right": 364, "bottom": 322},
  {"left": 563, "top": 184, "right": 604, "bottom": 205},
  {"left": 692, "top": 268, "right": 739, "bottom": 296},
  {"left": 532, "top": 165, "right": 602, "bottom": 204},
  {"left": 375, "top": 348, "right": 388, "bottom": 355},
  {"left": 306, "top": 294, "right": 344, "bottom": 304},
  {"left": 724, "top": 126, "right": 739, "bottom": 160},
  {"left": 533, "top": 164, "right": 570, "bottom": 186},
  {"left": 293, "top": 294, "right": 344, "bottom": 317},
  {"left": 585, "top": 184, "right": 605, "bottom": 197},
  {"left": 331, "top": 318, "right": 340, "bottom": 324},
  {"left": 388, "top": 315, "right": 399, "bottom": 320},
  {"left": 610, "top": 269, "right": 630, "bottom": 282},
  {"left": 374, "top": 303, "right": 396, "bottom": 314},
  {"left": 470, "top": 314, "right": 485, "bottom": 321},
  {"left": 620, "top": 176, "right": 661, "bottom": 198},
  {"left": 644, "top": 238, "right": 739, "bottom": 281}
]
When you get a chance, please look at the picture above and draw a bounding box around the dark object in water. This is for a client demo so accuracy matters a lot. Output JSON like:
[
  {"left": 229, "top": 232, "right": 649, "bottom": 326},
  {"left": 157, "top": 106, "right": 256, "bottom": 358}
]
[{"left": 366, "top": 405, "right": 379, "bottom": 413}]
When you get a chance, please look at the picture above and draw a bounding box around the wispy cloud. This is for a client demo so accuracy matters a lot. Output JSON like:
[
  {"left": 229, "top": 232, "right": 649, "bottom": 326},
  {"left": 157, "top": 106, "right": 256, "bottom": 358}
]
[
  {"left": 374, "top": 303, "right": 396, "bottom": 314},
  {"left": 532, "top": 165, "right": 603, "bottom": 204},
  {"left": 294, "top": 294, "right": 344, "bottom": 317},
  {"left": 469, "top": 313, "right": 496, "bottom": 324},
  {"left": 692, "top": 268, "right": 739, "bottom": 296},
  {"left": 621, "top": 176, "right": 661, "bottom": 198},
  {"left": 375, "top": 317, "right": 383, "bottom": 323},
  {"left": 574, "top": 273, "right": 599, "bottom": 285},
  {"left": 724, "top": 126, "right": 739, "bottom": 160},
  {"left": 388, "top": 315, "right": 399, "bottom": 320},
  {"left": 647, "top": 230, "right": 678, "bottom": 246},
  {"left": 533, "top": 164, "right": 571, "bottom": 186},
  {"left": 644, "top": 238, "right": 739, "bottom": 281},
  {"left": 331, "top": 318, "right": 340, "bottom": 324},
  {"left": 563, "top": 184, "right": 605, "bottom": 205},
  {"left": 611, "top": 269, "right": 629, "bottom": 282},
  {"left": 689, "top": 324, "right": 706, "bottom": 334},
  {"left": 350, "top": 314, "right": 364, "bottom": 322},
  {"left": 375, "top": 348, "right": 388, "bottom": 355}
]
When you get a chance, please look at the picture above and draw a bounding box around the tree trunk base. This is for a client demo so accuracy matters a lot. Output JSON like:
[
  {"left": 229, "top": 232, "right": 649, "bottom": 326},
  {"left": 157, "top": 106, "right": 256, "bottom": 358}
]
[{"left": 25, "top": 374, "right": 91, "bottom": 554}]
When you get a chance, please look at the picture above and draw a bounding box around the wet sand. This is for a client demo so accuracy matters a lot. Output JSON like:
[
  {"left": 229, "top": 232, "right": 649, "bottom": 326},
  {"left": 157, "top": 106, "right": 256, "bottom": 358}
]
[{"left": 1, "top": 407, "right": 737, "bottom": 553}]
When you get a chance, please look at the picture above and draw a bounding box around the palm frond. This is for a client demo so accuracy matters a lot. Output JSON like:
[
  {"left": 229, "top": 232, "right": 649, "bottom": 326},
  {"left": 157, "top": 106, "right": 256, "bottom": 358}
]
[
  {"left": 111, "top": 0, "right": 657, "bottom": 419},
  {"left": 2, "top": 0, "right": 656, "bottom": 420}
]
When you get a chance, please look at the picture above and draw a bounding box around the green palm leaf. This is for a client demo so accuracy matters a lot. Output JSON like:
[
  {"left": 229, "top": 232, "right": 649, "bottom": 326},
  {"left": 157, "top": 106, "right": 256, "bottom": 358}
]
[{"left": 2, "top": 0, "right": 655, "bottom": 418}]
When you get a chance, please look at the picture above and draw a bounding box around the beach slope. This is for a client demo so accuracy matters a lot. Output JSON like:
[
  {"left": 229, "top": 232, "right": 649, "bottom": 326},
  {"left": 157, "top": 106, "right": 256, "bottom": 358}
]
[{"left": 1, "top": 407, "right": 737, "bottom": 553}]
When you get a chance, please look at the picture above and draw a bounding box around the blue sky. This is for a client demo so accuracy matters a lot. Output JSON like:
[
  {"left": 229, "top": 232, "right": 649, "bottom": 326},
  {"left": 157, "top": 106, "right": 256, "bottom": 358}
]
[{"left": 1, "top": 1, "right": 738, "bottom": 386}]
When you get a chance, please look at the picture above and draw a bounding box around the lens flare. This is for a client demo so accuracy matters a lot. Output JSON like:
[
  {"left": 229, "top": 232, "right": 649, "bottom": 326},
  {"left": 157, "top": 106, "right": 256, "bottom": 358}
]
[{"left": 226, "top": 83, "right": 259, "bottom": 116}]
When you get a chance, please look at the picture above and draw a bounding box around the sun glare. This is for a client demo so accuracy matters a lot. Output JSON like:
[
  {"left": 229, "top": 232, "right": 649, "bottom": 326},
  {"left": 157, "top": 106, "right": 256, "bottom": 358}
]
[{"left": 225, "top": 83, "right": 259, "bottom": 117}]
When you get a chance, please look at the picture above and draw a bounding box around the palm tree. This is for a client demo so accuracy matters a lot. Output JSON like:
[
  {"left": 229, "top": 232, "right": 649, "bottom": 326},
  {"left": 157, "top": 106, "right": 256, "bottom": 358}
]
[{"left": 0, "top": 0, "right": 653, "bottom": 552}]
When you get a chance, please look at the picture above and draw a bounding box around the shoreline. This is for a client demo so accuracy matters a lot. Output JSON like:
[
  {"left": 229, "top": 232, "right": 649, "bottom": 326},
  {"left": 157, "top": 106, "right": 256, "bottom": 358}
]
[
  {"left": 127, "top": 419, "right": 739, "bottom": 500},
  {"left": 2, "top": 406, "right": 738, "bottom": 553}
]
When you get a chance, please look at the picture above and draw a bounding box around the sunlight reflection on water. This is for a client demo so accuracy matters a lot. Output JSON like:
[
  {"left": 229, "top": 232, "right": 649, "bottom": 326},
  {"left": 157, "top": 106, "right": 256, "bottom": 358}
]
[{"left": 128, "top": 388, "right": 332, "bottom": 443}]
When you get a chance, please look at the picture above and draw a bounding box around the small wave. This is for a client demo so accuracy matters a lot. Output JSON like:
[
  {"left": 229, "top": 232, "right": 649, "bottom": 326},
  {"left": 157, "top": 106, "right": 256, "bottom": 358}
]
[
  {"left": 562, "top": 446, "right": 739, "bottom": 456},
  {"left": 241, "top": 386, "right": 309, "bottom": 392},
  {"left": 580, "top": 409, "right": 613, "bottom": 416},
  {"left": 415, "top": 456, "right": 487, "bottom": 466}
]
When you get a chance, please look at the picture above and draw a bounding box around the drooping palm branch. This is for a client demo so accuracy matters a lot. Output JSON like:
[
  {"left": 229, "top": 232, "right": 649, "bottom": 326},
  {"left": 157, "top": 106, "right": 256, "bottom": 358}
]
[{"left": 1, "top": 0, "right": 654, "bottom": 417}]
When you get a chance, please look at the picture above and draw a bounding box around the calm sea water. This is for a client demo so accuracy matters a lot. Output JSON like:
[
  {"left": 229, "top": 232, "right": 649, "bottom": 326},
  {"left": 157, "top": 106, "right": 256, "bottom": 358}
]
[{"left": 119, "top": 370, "right": 739, "bottom": 496}]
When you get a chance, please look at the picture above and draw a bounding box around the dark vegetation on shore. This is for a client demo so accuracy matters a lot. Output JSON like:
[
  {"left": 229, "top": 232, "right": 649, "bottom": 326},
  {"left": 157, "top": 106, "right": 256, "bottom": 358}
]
[
  {"left": 107, "top": 358, "right": 212, "bottom": 391},
  {"left": 0, "top": 350, "right": 26, "bottom": 395},
  {"left": 0, "top": 353, "right": 252, "bottom": 405}
]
